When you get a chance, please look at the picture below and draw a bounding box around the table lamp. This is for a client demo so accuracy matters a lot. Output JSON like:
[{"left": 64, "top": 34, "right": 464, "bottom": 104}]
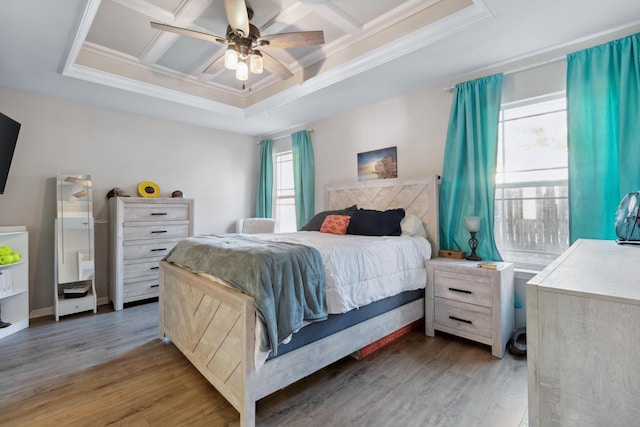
[{"left": 464, "top": 216, "right": 481, "bottom": 261}]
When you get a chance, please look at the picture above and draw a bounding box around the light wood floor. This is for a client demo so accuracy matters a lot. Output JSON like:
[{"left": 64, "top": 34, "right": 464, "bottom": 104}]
[{"left": 0, "top": 302, "right": 528, "bottom": 426}]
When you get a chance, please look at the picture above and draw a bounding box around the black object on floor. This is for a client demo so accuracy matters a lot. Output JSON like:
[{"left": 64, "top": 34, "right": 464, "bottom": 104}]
[
  {"left": 507, "top": 327, "right": 526, "bottom": 356},
  {"left": 0, "top": 318, "right": 11, "bottom": 328}
]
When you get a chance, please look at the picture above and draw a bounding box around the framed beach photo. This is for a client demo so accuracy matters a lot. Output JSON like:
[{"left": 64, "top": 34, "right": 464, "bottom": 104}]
[{"left": 357, "top": 146, "right": 398, "bottom": 181}]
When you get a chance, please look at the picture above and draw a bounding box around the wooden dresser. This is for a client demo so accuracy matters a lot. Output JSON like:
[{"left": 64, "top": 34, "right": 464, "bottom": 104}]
[
  {"left": 425, "top": 257, "right": 514, "bottom": 358},
  {"left": 527, "top": 239, "right": 640, "bottom": 426},
  {"left": 109, "top": 197, "right": 193, "bottom": 310}
]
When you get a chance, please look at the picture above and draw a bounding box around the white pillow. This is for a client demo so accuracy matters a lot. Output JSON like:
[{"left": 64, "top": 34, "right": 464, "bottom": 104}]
[{"left": 400, "top": 214, "right": 427, "bottom": 238}]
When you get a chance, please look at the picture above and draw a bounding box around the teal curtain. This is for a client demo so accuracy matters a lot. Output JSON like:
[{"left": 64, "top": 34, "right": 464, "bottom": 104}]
[
  {"left": 255, "top": 139, "right": 273, "bottom": 218},
  {"left": 291, "top": 130, "right": 315, "bottom": 229},
  {"left": 567, "top": 33, "right": 640, "bottom": 243},
  {"left": 439, "top": 74, "right": 504, "bottom": 261}
]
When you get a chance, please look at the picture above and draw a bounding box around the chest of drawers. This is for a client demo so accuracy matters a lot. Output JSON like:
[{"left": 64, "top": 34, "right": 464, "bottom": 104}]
[
  {"left": 425, "top": 257, "right": 514, "bottom": 358},
  {"left": 109, "top": 197, "right": 193, "bottom": 310},
  {"left": 527, "top": 239, "right": 640, "bottom": 426}
]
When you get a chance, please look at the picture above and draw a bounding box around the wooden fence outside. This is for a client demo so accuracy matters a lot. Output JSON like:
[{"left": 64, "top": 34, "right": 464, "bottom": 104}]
[{"left": 494, "top": 184, "right": 569, "bottom": 267}]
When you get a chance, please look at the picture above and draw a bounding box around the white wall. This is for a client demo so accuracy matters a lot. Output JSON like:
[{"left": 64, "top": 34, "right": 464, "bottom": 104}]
[
  {"left": 0, "top": 87, "right": 257, "bottom": 314},
  {"left": 310, "top": 83, "right": 452, "bottom": 209}
]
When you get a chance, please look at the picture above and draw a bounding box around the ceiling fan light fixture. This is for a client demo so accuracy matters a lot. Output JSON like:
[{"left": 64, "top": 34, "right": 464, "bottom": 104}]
[
  {"left": 236, "top": 59, "right": 249, "bottom": 81},
  {"left": 151, "top": 2, "right": 325, "bottom": 83},
  {"left": 224, "top": 46, "right": 238, "bottom": 70},
  {"left": 250, "top": 51, "right": 263, "bottom": 74}
]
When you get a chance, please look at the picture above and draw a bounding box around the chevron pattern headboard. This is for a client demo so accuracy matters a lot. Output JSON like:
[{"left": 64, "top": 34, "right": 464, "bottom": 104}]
[{"left": 325, "top": 175, "right": 440, "bottom": 252}]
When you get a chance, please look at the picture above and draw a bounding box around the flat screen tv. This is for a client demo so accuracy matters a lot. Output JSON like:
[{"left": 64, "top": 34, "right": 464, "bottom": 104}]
[{"left": 0, "top": 112, "right": 21, "bottom": 194}]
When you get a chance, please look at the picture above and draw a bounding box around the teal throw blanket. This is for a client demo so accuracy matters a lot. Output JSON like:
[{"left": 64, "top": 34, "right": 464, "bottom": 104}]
[{"left": 164, "top": 234, "right": 327, "bottom": 355}]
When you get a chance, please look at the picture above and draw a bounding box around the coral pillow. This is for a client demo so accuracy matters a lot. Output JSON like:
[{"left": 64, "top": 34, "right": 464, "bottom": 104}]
[
  {"left": 320, "top": 215, "right": 351, "bottom": 235},
  {"left": 300, "top": 205, "right": 357, "bottom": 231}
]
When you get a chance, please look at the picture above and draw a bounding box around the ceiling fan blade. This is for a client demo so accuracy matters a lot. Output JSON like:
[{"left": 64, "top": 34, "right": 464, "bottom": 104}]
[
  {"left": 150, "top": 22, "right": 227, "bottom": 44},
  {"left": 204, "top": 55, "right": 226, "bottom": 74},
  {"left": 261, "top": 51, "right": 294, "bottom": 79},
  {"left": 258, "top": 31, "right": 324, "bottom": 49},
  {"left": 224, "top": 0, "right": 250, "bottom": 37}
]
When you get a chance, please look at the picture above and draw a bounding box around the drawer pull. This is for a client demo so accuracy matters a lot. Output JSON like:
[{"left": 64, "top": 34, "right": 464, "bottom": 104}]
[
  {"left": 150, "top": 248, "right": 168, "bottom": 252},
  {"left": 449, "top": 316, "right": 472, "bottom": 325},
  {"left": 448, "top": 287, "right": 472, "bottom": 295},
  {"left": 150, "top": 266, "right": 159, "bottom": 270},
  {"left": 150, "top": 212, "right": 167, "bottom": 216},
  {"left": 151, "top": 230, "right": 168, "bottom": 234},
  {"left": 150, "top": 284, "right": 159, "bottom": 288}
]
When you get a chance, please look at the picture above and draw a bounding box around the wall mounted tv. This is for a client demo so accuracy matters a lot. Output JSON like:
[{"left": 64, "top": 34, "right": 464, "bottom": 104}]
[{"left": 0, "top": 112, "right": 21, "bottom": 194}]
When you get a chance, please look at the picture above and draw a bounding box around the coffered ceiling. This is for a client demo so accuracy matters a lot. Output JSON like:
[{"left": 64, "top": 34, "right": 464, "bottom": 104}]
[
  {"left": 66, "top": 0, "right": 481, "bottom": 115},
  {"left": 1, "top": 0, "right": 639, "bottom": 136}
]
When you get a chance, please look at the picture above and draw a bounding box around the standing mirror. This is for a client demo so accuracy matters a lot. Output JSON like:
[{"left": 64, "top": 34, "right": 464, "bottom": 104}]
[{"left": 54, "top": 173, "right": 97, "bottom": 320}]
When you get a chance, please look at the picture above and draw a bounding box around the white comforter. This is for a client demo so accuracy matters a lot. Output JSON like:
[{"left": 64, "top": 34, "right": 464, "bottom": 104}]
[{"left": 250, "top": 231, "right": 432, "bottom": 313}]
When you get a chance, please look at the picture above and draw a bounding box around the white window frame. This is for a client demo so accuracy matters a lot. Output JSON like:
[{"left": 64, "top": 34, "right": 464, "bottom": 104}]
[
  {"left": 274, "top": 150, "right": 297, "bottom": 232},
  {"left": 494, "top": 93, "right": 569, "bottom": 271}
]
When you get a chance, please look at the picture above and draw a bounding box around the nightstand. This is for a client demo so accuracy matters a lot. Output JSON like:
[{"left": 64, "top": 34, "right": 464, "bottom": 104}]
[{"left": 425, "top": 257, "right": 514, "bottom": 358}]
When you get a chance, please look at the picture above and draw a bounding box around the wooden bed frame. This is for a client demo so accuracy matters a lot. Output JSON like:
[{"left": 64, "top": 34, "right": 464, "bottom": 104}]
[{"left": 158, "top": 176, "right": 440, "bottom": 427}]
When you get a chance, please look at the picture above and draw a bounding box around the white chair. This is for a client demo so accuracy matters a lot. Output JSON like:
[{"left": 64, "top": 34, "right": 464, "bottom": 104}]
[{"left": 235, "top": 218, "right": 279, "bottom": 234}]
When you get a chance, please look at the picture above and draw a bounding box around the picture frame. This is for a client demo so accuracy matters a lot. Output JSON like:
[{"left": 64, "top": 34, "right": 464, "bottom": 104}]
[{"left": 357, "top": 146, "right": 398, "bottom": 181}]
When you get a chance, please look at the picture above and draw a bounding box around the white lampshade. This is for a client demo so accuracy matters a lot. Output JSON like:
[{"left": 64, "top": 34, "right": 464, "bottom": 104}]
[
  {"left": 224, "top": 47, "right": 238, "bottom": 70},
  {"left": 464, "top": 216, "right": 481, "bottom": 233},
  {"left": 250, "top": 52, "right": 263, "bottom": 74},
  {"left": 235, "top": 60, "right": 249, "bottom": 81}
]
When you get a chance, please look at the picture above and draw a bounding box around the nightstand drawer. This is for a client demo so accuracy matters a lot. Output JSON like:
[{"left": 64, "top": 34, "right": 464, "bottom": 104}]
[
  {"left": 123, "top": 223, "right": 190, "bottom": 241},
  {"left": 434, "top": 270, "right": 492, "bottom": 307},
  {"left": 123, "top": 239, "right": 181, "bottom": 260},
  {"left": 123, "top": 204, "right": 190, "bottom": 222},
  {"left": 435, "top": 297, "right": 492, "bottom": 338}
]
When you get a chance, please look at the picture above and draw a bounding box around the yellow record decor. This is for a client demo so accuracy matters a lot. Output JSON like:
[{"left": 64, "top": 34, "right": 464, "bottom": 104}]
[{"left": 138, "top": 181, "right": 160, "bottom": 198}]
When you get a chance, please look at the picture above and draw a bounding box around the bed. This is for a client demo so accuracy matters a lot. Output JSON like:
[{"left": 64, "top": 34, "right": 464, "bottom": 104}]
[{"left": 158, "top": 176, "right": 440, "bottom": 427}]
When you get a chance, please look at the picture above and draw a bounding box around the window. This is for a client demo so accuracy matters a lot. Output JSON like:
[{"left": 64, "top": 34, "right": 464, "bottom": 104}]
[
  {"left": 494, "top": 96, "right": 569, "bottom": 270},
  {"left": 274, "top": 151, "right": 297, "bottom": 232}
]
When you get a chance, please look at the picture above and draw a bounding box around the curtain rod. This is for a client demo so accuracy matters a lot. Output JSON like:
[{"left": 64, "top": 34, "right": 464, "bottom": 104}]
[
  {"left": 442, "top": 56, "right": 566, "bottom": 93},
  {"left": 256, "top": 129, "right": 313, "bottom": 144}
]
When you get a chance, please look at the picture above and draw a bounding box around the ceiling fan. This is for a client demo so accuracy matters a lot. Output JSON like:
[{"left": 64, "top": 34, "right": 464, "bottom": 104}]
[{"left": 150, "top": 0, "right": 325, "bottom": 82}]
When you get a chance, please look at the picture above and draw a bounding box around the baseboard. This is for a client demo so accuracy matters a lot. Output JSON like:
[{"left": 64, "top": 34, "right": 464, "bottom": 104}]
[
  {"left": 29, "top": 296, "right": 110, "bottom": 319},
  {"left": 29, "top": 306, "right": 53, "bottom": 319}
]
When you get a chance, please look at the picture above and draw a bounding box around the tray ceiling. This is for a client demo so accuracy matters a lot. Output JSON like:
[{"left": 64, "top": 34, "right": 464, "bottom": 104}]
[{"left": 65, "top": 0, "right": 482, "bottom": 111}]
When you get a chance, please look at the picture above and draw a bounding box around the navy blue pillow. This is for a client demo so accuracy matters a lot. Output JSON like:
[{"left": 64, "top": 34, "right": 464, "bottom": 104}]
[
  {"left": 300, "top": 205, "right": 357, "bottom": 231},
  {"left": 347, "top": 208, "right": 405, "bottom": 236}
]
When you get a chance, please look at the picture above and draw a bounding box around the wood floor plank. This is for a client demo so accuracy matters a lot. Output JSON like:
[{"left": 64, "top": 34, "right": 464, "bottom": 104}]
[{"left": 0, "top": 302, "right": 527, "bottom": 426}]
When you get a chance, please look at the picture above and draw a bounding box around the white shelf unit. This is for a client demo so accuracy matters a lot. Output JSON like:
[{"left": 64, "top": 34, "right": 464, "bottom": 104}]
[{"left": 0, "top": 226, "right": 29, "bottom": 340}]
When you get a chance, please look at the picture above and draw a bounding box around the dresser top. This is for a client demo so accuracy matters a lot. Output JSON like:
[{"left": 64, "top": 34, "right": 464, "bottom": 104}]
[
  {"left": 112, "top": 197, "right": 193, "bottom": 204},
  {"left": 528, "top": 239, "right": 640, "bottom": 304}
]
